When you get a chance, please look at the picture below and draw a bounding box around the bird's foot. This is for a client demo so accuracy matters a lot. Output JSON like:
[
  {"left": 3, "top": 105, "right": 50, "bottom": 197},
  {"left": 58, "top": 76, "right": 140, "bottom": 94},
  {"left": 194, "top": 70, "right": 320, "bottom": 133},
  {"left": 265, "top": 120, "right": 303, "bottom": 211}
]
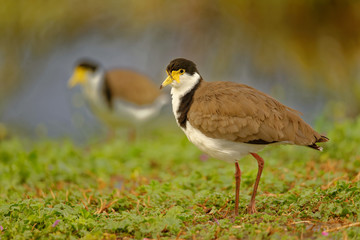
[{"left": 247, "top": 204, "right": 257, "bottom": 214}]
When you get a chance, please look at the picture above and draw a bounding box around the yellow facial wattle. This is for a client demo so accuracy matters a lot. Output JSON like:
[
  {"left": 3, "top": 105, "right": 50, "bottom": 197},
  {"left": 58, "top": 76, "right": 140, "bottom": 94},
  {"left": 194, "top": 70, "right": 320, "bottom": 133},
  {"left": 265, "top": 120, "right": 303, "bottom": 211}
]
[
  {"left": 68, "top": 67, "right": 87, "bottom": 88},
  {"left": 160, "top": 69, "right": 185, "bottom": 89}
]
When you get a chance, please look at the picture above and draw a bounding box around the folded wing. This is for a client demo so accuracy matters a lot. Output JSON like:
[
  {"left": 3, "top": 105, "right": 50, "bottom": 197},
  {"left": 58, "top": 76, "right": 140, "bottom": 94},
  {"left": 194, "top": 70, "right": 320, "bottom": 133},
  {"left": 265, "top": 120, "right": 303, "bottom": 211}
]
[{"left": 188, "top": 81, "right": 327, "bottom": 148}]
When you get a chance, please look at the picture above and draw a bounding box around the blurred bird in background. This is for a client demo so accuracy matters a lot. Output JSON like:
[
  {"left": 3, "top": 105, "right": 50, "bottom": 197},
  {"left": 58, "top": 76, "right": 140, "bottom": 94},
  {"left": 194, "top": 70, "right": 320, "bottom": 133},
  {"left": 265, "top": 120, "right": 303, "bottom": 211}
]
[
  {"left": 68, "top": 59, "right": 169, "bottom": 141},
  {"left": 1, "top": 1, "right": 360, "bottom": 139}
]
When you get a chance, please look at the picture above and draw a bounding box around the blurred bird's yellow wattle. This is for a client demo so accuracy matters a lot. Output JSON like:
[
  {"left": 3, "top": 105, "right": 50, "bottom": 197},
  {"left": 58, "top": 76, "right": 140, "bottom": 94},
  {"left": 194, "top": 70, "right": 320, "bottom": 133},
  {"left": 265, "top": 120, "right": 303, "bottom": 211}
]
[{"left": 68, "top": 67, "right": 87, "bottom": 87}]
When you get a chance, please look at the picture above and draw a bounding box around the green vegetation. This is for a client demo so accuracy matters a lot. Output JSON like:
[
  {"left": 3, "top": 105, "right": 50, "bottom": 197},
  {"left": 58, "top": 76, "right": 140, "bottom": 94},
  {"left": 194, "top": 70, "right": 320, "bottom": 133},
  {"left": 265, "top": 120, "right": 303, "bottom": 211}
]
[{"left": 0, "top": 118, "right": 360, "bottom": 239}]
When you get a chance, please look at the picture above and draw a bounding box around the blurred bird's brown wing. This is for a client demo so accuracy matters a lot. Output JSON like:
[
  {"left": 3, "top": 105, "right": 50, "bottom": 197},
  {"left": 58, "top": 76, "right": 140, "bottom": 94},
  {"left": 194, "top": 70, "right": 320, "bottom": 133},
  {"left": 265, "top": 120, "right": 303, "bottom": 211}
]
[
  {"left": 188, "top": 81, "right": 325, "bottom": 146},
  {"left": 104, "top": 69, "right": 161, "bottom": 107}
]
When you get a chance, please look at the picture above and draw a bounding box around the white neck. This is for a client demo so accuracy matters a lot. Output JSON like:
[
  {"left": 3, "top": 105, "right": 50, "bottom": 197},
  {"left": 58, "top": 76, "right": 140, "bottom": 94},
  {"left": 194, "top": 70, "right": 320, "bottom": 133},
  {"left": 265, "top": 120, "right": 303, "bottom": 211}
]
[
  {"left": 170, "top": 72, "right": 201, "bottom": 120},
  {"left": 82, "top": 69, "right": 105, "bottom": 105}
]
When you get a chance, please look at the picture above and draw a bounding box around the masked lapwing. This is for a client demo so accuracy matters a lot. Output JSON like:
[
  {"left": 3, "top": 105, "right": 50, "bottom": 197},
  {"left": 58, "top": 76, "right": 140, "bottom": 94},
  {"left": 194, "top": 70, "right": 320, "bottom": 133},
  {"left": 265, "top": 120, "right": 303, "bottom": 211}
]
[
  {"left": 68, "top": 59, "right": 168, "bottom": 139},
  {"left": 160, "top": 58, "right": 328, "bottom": 216}
]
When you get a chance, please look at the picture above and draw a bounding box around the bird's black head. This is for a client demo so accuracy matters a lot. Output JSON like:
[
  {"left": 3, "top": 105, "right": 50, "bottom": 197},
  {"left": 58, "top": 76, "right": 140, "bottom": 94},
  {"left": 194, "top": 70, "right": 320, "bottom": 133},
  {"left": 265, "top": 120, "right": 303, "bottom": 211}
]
[
  {"left": 68, "top": 58, "right": 100, "bottom": 88},
  {"left": 75, "top": 58, "right": 100, "bottom": 72},
  {"left": 166, "top": 58, "right": 198, "bottom": 76},
  {"left": 161, "top": 58, "right": 201, "bottom": 89}
]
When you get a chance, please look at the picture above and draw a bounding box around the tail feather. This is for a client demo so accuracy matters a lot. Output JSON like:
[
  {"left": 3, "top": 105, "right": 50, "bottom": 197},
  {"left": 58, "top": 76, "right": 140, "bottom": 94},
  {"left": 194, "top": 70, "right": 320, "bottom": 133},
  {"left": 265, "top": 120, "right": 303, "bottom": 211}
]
[
  {"left": 308, "top": 135, "right": 329, "bottom": 151},
  {"left": 317, "top": 135, "right": 329, "bottom": 143},
  {"left": 308, "top": 143, "right": 323, "bottom": 151}
]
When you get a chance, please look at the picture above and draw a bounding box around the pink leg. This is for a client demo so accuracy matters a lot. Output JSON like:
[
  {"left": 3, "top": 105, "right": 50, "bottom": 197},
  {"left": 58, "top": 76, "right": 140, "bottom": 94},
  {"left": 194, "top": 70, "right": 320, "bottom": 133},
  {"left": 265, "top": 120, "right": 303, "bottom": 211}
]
[
  {"left": 248, "top": 153, "right": 265, "bottom": 214},
  {"left": 234, "top": 162, "right": 241, "bottom": 216},
  {"left": 106, "top": 128, "right": 116, "bottom": 142},
  {"left": 128, "top": 127, "right": 136, "bottom": 142}
]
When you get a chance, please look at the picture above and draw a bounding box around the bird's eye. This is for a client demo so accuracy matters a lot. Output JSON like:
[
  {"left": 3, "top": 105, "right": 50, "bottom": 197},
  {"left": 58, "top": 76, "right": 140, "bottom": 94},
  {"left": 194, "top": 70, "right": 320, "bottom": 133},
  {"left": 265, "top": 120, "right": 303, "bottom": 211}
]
[{"left": 179, "top": 69, "right": 185, "bottom": 74}]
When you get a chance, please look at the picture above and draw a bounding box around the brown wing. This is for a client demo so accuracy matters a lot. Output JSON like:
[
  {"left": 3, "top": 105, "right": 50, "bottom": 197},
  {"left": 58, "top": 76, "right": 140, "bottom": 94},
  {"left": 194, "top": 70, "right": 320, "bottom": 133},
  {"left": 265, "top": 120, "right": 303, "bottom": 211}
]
[
  {"left": 188, "top": 81, "right": 324, "bottom": 146},
  {"left": 105, "top": 69, "right": 161, "bottom": 106}
]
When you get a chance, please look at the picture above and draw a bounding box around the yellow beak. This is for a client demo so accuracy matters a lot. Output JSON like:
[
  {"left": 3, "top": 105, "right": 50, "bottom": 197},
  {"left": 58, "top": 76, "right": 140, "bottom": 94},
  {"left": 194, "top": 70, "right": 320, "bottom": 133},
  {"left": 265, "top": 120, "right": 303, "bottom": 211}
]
[
  {"left": 68, "top": 67, "right": 87, "bottom": 88},
  {"left": 160, "top": 70, "right": 182, "bottom": 89}
]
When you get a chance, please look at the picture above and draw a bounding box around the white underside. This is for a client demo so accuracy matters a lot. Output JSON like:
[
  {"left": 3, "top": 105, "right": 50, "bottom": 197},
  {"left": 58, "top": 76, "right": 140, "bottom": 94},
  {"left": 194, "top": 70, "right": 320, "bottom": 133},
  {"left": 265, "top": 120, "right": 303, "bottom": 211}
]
[
  {"left": 90, "top": 96, "right": 168, "bottom": 127},
  {"left": 183, "top": 122, "right": 266, "bottom": 162},
  {"left": 170, "top": 72, "right": 265, "bottom": 162},
  {"left": 83, "top": 72, "right": 168, "bottom": 127},
  {"left": 111, "top": 95, "right": 168, "bottom": 124}
]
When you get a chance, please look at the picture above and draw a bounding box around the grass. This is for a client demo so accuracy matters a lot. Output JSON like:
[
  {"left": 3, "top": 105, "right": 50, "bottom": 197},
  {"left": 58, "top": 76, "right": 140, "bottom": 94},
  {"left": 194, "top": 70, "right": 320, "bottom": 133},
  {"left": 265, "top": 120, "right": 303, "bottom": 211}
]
[{"left": 0, "top": 118, "right": 360, "bottom": 239}]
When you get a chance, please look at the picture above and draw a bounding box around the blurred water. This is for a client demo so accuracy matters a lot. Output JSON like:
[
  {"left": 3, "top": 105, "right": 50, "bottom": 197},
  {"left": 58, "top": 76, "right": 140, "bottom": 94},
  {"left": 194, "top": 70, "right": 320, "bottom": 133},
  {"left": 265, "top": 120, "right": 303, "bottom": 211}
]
[{"left": 0, "top": 32, "right": 327, "bottom": 140}]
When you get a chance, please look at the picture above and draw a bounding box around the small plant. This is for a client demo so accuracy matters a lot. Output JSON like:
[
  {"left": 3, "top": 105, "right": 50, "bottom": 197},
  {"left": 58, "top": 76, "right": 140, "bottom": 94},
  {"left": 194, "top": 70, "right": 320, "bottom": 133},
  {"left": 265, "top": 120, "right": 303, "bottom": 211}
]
[{"left": 0, "top": 118, "right": 360, "bottom": 239}]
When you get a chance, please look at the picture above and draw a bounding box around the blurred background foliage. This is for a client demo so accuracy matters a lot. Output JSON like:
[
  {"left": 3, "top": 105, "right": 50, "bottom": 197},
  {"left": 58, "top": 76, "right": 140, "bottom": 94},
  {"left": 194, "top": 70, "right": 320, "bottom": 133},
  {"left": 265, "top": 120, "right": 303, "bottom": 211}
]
[{"left": 1, "top": 0, "right": 360, "bottom": 138}]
